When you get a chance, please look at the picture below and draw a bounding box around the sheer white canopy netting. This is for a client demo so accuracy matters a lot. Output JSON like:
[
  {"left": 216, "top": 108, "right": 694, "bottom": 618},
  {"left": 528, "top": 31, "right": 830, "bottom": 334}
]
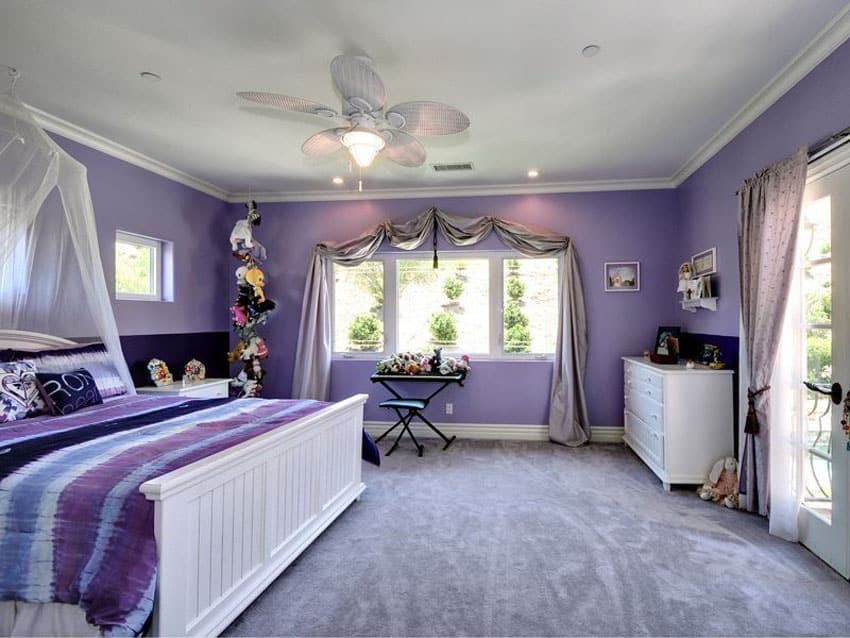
[{"left": 0, "top": 92, "right": 133, "bottom": 391}]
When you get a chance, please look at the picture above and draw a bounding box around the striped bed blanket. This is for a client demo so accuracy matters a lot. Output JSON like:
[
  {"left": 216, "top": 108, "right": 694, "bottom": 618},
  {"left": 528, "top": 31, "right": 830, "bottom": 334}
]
[{"left": 0, "top": 395, "right": 330, "bottom": 636}]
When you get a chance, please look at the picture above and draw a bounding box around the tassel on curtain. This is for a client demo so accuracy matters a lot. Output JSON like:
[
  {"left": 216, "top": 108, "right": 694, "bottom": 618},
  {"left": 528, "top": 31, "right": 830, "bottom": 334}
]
[{"left": 291, "top": 207, "right": 591, "bottom": 446}]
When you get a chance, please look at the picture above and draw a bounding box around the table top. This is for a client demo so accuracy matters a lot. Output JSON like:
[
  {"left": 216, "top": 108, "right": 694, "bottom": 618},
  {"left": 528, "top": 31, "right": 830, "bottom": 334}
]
[{"left": 370, "top": 373, "right": 466, "bottom": 383}]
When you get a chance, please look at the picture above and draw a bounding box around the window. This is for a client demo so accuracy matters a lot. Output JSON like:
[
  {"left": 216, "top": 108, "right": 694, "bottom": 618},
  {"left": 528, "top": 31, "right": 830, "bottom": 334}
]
[
  {"left": 503, "top": 258, "right": 558, "bottom": 354},
  {"left": 115, "top": 231, "right": 162, "bottom": 301},
  {"left": 332, "top": 253, "right": 559, "bottom": 358},
  {"left": 333, "top": 261, "right": 385, "bottom": 352}
]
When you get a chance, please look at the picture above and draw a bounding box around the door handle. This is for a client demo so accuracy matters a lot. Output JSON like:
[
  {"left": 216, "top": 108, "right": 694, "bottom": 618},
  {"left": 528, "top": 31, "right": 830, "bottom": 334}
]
[{"left": 803, "top": 380, "right": 843, "bottom": 405}]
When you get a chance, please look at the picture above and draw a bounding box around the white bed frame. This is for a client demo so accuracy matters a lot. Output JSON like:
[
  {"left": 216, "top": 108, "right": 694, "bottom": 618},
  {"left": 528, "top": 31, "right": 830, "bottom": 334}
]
[{"left": 0, "top": 330, "right": 368, "bottom": 637}]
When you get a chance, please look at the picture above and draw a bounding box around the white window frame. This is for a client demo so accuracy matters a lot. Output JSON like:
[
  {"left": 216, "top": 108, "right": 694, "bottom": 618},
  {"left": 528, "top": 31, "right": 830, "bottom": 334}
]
[
  {"left": 332, "top": 250, "right": 559, "bottom": 361},
  {"left": 115, "top": 231, "right": 162, "bottom": 301}
]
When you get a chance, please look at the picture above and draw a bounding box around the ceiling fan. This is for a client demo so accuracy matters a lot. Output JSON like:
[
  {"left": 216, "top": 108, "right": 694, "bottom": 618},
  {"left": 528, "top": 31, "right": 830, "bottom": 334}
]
[{"left": 238, "top": 55, "right": 470, "bottom": 170}]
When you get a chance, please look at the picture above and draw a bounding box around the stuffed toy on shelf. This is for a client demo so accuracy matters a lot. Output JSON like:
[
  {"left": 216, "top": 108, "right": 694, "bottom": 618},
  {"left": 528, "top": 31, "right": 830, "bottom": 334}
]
[{"left": 228, "top": 200, "right": 276, "bottom": 398}]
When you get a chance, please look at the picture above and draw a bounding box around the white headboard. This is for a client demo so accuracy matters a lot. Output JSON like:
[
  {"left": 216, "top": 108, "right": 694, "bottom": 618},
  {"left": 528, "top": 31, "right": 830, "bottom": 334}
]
[{"left": 0, "top": 330, "right": 78, "bottom": 351}]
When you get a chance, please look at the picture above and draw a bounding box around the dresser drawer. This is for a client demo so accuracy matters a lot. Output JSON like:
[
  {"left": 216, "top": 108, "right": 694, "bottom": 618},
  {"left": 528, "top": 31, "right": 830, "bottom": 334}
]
[
  {"left": 136, "top": 378, "right": 230, "bottom": 399},
  {"left": 625, "top": 391, "right": 663, "bottom": 433},
  {"left": 181, "top": 382, "right": 229, "bottom": 398},
  {"left": 628, "top": 368, "right": 664, "bottom": 403},
  {"left": 624, "top": 410, "right": 665, "bottom": 469}
]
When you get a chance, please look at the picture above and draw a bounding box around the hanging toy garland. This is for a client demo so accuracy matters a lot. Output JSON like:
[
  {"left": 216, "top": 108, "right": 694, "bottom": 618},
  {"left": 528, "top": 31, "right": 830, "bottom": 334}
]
[{"left": 228, "top": 200, "right": 275, "bottom": 397}]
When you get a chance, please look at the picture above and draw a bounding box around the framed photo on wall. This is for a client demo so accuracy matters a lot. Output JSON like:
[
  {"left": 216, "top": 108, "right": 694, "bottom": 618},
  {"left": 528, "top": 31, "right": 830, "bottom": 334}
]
[
  {"left": 604, "top": 261, "right": 640, "bottom": 292},
  {"left": 691, "top": 247, "right": 717, "bottom": 277}
]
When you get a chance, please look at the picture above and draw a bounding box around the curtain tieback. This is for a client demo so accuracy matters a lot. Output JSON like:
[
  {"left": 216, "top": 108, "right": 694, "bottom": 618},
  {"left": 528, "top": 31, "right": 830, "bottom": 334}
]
[{"left": 745, "top": 386, "right": 770, "bottom": 435}]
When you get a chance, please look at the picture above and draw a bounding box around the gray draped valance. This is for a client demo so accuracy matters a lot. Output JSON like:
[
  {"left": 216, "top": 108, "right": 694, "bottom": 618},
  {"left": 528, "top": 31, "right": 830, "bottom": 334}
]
[{"left": 292, "top": 206, "right": 590, "bottom": 446}]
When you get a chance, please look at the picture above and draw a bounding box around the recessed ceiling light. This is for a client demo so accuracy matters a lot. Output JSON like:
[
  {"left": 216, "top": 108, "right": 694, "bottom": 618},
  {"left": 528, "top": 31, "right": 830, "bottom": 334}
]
[
  {"left": 139, "top": 71, "right": 161, "bottom": 82},
  {"left": 527, "top": 169, "right": 539, "bottom": 179},
  {"left": 332, "top": 176, "right": 344, "bottom": 185},
  {"left": 581, "top": 45, "right": 601, "bottom": 58}
]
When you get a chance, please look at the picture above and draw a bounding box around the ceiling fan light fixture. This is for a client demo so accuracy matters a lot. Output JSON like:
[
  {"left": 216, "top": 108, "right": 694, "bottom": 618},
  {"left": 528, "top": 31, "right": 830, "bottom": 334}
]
[{"left": 341, "top": 129, "right": 386, "bottom": 167}]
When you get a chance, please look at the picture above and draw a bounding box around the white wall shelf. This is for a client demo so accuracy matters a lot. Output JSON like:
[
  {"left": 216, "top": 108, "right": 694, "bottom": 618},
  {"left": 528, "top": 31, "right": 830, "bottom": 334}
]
[{"left": 680, "top": 296, "right": 718, "bottom": 312}]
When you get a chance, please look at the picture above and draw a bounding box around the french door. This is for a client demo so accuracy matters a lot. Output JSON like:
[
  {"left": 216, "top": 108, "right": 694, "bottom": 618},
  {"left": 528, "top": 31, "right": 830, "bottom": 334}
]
[{"left": 796, "top": 146, "right": 850, "bottom": 578}]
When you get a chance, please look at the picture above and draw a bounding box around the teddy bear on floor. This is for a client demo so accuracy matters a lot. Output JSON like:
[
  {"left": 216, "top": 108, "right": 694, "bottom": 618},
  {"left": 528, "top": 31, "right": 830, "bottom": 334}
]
[{"left": 698, "top": 456, "right": 739, "bottom": 509}]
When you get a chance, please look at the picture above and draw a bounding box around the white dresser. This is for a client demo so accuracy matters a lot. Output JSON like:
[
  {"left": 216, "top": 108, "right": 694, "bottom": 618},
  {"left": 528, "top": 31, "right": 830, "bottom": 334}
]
[
  {"left": 622, "top": 356, "right": 733, "bottom": 491},
  {"left": 135, "top": 377, "right": 231, "bottom": 399}
]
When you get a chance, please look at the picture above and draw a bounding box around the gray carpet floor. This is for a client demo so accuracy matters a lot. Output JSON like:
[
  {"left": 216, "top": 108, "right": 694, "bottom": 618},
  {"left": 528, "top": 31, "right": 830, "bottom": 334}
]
[{"left": 223, "top": 440, "right": 850, "bottom": 636}]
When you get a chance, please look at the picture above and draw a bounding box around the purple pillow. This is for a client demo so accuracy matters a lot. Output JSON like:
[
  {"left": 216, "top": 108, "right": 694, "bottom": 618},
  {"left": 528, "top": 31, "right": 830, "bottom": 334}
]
[
  {"left": 36, "top": 369, "right": 103, "bottom": 416},
  {"left": 2, "top": 343, "right": 127, "bottom": 398}
]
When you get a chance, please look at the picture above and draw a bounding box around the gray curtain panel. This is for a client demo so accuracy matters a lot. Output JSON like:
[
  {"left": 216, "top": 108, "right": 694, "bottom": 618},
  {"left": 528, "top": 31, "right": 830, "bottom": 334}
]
[
  {"left": 737, "top": 148, "right": 808, "bottom": 515},
  {"left": 292, "top": 207, "right": 591, "bottom": 446}
]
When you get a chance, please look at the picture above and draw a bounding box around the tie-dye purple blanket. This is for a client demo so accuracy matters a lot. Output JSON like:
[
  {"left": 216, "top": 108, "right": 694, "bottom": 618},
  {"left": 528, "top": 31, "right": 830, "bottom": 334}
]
[{"left": 0, "top": 395, "right": 330, "bottom": 635}]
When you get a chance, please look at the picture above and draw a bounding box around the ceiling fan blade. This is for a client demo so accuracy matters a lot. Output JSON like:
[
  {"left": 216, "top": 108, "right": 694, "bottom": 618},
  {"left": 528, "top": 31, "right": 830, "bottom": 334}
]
[
  {"left": 301, "top": 129, "right": 343, "bottom": 156},
  {"left": 385, "top": 101, "right": 470, "bottom": 136},
  {"left": 330, "top": 55, "right": 386, "bottom": 114},
  {"left": 382, "top": 130, "right": 426, "bottom": 167},
  {"left": 237, "top": 91, "right": 339, "bottom": 118}
]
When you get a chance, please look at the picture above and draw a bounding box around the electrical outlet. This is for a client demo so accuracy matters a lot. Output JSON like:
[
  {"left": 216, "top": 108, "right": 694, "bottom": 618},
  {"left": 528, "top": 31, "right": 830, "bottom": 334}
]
[{"left": 445, "top": 402, "right": 453, "bottom": 415}]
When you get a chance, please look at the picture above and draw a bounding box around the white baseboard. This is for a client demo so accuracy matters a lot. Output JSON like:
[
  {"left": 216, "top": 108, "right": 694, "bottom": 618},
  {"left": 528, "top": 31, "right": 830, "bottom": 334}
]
[
  {"left": 364, "top": 421, "right": 624, "bottom": 443},
  {"left": 590, "top": 426, "right": 626, "bottom": 444}
]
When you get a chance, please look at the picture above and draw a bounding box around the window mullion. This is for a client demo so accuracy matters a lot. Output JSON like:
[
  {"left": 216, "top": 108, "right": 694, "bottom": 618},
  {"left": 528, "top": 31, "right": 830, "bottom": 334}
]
[
  {"left": 491, "top": 256, "right": 502, "bottom": 358},
  {"left": 384, "top": 255, "right": 397, "bottom": 355}
]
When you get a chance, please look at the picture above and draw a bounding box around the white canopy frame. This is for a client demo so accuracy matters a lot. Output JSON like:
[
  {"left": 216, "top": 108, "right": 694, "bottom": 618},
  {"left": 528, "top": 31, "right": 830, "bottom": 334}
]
[{"left": 0, "top": 90, "right": 133, "bottom": 392}]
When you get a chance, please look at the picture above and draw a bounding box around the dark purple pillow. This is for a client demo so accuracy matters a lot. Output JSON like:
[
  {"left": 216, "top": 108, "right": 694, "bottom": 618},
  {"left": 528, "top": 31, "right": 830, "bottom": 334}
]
[{"left": 36, "top": 368, "right": 103, "bottom": 416}]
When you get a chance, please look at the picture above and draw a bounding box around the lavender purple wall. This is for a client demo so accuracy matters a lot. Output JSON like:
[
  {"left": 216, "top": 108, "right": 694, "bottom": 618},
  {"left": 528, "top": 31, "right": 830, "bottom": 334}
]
[
  {"left": 226, "top": 191, "right": 680, "bottom": 426},
  {"left": 49, "top": 134, "right": 230, "bottom": 336},
  {"left": 677, "top": 38, "right": 850, "bottom": 336}
]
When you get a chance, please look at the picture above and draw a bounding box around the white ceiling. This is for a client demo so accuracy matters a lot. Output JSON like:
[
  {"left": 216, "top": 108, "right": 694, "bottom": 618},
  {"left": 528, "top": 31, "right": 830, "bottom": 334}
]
[{"left": 1, "top": 0, "right": 849, "bottom": 200}]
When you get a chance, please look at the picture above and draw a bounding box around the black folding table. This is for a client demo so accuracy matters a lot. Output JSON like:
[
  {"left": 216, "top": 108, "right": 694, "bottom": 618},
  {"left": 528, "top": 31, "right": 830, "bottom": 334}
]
[{"left": 369, "top": 372, "right": 465, "bottom": 456}]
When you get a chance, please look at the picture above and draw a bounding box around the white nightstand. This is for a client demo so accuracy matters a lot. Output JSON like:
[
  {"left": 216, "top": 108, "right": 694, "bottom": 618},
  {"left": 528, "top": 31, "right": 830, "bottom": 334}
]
[{"left": 135, "top": 378, "right": 231, "bottom": 399}]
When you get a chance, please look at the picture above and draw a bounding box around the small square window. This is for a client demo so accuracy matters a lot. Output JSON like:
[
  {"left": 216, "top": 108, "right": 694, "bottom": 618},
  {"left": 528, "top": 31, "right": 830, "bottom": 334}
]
[{"left": 115, "top": 231, "right": 162, "bottom": 301}]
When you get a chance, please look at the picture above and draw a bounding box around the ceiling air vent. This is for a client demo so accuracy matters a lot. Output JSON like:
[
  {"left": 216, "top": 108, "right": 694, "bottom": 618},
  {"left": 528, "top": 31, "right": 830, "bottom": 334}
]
[{"left": 432, "top": 162, "right": 474, "bottom": 172}]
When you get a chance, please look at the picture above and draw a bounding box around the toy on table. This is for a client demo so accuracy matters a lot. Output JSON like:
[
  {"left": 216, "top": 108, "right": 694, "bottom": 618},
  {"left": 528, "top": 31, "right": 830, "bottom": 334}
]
[
  {"left": 183, "top": 359, "right": 206, "bottom": 382},
  {"left": 147, "top": 358, "right": 173, "bottom": 387}
]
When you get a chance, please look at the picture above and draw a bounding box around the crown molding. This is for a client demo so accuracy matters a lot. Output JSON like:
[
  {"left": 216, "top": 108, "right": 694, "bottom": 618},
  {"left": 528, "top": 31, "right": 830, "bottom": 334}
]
[
  {"left": 226, "top": 177, "right": 675, "bottom": 203},
  {"left": 671, "top": 5, "right": 850, "bottom": 187},
  {"left": 27, "top": 104, "right": 231, "bottom": 201}
]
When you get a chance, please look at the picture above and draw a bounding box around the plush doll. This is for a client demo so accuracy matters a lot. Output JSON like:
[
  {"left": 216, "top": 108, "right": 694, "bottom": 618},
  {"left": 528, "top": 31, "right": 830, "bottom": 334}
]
[
  {"left": 405, "top": 360, "right": 421, "bottom": 375},
  {"left": 241, "top": 379, "right": 260, "bottom": 397},
  {"left": 247, "top": 358, "right": 264, "bottom": 381},
  {"left": 230, "top": 219, "right": 254, "bottom": 253},
  {"left": 231, "top": 368, "right": 248, "bottom": 388},
  {"left": 241, "top": 336, "right": 268, "bottom": 361},
  {"left": 246, "top": 200, "right": 261, "bottom": 226},
  {"left": 698, "top": 456, "right": 739, "bottom": 508},
  {"left": 146, "top": 358, "right": 173, "bottom": 387},
  {"left": 230, "top": 305, "right": 248, "bottom": 327},
  {"left": 245, "top": 267, "right": 266, "bottom": 302},
  {"left": 227, "top": 341, "right": 246, "bottom": 363},
  {"left": 235, "top": 265, "right": 249, "bottom": 285}
]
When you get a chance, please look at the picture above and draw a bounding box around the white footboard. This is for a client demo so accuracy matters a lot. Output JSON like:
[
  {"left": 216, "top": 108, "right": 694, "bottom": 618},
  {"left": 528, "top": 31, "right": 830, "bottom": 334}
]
[{"left": 140, "top": 394, "right": 368, "bottom": 637}]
